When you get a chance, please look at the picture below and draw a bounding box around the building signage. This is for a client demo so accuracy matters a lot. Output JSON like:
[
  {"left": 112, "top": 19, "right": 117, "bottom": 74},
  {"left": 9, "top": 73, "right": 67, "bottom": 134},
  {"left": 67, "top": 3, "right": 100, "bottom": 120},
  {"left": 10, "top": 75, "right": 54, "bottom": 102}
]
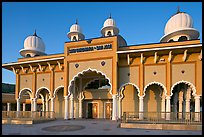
[{"left": 69, "top": 44, "right": 112, "bottom": 54}]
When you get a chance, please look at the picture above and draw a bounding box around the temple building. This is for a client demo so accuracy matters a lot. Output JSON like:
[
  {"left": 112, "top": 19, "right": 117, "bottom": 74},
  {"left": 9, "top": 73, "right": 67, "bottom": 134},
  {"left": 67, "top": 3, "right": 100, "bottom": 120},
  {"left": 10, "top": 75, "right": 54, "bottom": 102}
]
[{"left": 2, "top": 9, "right": 202, "bottom": 121}]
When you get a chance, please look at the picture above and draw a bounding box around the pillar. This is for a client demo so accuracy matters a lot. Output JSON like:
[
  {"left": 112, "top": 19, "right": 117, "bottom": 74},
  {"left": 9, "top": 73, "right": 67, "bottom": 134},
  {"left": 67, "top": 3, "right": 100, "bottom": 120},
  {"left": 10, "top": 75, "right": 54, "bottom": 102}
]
[
  {"left": 23, "top": 103, "right": 26, "bottom": 111},
  {"left": 139, "top": 96, "right": 144, "bottom": 120},
  {"left": 50, "top": 97, "right": 54, "bottom": 118},
  {"left": 178, "top": 91, "right": 183, "bottom": 119},
  {"left": 33, "top": 98, "right": 37, "bottom": 111},
  {"left": 185, "top": 88, "right": 191, "bottom": 120},
  {"left": 46, "top": 99, "right": 49, "bottom": 111},
  {"left": 161, "top": 94, "right": 166, "bottom": 119},
  {"left": 194, "top": 95, "right": 201, "bottom": 121},
  {"left": 118, "top": 97, "right": 122, "bottom": 119},
  {"left": 112, "top": 94, "right": 117, "bottom": 120},
  {"left": 64, "top": 96, "right": 69, "bottom": 120},
  {"left": 16, "top": 98, "right": 21, "bottom": 117},
  {"left": 70, "top": 93, "right": 74, "bottom": 119},
  {"left": 165, "top": 95, "right": 171, "bottom": 120},
  {"left": 7, "top": 103, "right": 11, "bottom": 111}
]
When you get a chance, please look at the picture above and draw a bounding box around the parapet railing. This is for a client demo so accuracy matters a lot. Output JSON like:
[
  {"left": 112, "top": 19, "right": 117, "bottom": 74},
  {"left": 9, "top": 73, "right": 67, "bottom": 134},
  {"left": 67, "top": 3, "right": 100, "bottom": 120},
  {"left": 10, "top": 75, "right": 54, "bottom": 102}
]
[
  {"left": 122, "top": 112, "right": 202, "bottom": 125},
  {"left": 2, "top": 111, "right": 56, "bottom": 120}
]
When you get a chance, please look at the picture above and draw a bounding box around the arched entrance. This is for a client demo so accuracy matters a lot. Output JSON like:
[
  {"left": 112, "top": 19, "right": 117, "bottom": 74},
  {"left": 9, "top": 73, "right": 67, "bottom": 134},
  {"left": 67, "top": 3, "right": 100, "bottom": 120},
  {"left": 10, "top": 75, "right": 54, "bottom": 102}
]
[
  {"left": 68, "top": 69, "right": 112, "bottom": 119},
  {"left": 143, "top": 82, "right": 166, "bottom": 118},
  {"left": 35, "top": 87, "right": 50, "bottom": 112},
  {"left": 53, "top": 86, "right": 64, "bottom": 118},
  {"left": 118, "top": 83, "right": 140, "bottom": 119},
  {"left": 171, "top": 81, "right": 196, "bottom": 120},
  {"left": 19, "top": 88, "right": 32, "bottom": 111}
]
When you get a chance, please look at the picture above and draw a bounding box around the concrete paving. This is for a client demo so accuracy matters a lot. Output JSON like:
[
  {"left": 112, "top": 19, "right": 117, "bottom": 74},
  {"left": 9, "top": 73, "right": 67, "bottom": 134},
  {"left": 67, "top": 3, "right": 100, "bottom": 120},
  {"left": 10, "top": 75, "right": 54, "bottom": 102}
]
[{"left": 2, "top": 119, "right": 202, "bottom": 135}]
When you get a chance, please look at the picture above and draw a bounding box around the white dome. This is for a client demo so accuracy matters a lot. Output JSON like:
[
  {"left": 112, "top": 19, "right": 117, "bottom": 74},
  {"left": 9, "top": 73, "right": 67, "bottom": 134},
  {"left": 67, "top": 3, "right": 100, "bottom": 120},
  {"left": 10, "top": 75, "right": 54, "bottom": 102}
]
[
  {"left": 164, "top": 12, "right": 193, "bottom": 35},
  {"left": 103, "top": 18, "right": 116, "bottom": 28},
  {"left": 160, "top": 11, "right": 199, "bottom": 42},
  {"left": 19, "top": 32, "right": 46, "bottom": 57},
  {"left": 67, "top": 22, "right": 85, "bottom": 40},
  {"left": 69, "top": 24, "right": 82, "bottom": 33},
  {"left": 23, "top": 35, "right": 45, "bottom": 52},
  {"left": 101, "top": 17, "right": 119, "bottom": 36}
]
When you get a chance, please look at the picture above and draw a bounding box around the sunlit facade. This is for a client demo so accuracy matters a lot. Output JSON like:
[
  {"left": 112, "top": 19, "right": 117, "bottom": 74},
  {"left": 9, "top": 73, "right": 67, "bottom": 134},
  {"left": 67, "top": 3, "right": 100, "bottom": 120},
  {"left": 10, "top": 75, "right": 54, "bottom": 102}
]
[{"left": 2, "top": 9, "right": 202, "bottom": 121}]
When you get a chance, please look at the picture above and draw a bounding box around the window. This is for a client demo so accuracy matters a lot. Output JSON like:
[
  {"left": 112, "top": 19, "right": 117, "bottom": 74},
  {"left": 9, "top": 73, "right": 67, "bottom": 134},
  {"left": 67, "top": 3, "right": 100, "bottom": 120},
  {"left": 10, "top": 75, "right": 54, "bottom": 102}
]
[
  {"left": 85, "top": 79, "right": 110, "bottom": 89},
  {"left": 72, "top": 36, "right": 77, "bottom": 41},
  {"left": 168, "top": 39, "right": 174, "bottom": 42},
  {"left": 178, "top": 36, "right": 187, "bottom": 41},
  {"left": 107, "top": 31, "right": 112, "bottom": 36},
  {"left": 26, "top": 54, "right": 31, "bottom": 57}
]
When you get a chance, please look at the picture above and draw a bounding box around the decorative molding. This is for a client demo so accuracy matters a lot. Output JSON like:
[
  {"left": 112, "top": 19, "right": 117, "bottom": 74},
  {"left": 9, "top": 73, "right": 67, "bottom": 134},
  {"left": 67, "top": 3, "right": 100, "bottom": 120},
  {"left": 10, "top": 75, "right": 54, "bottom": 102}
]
[
  {"left": 29, "top": 64, "right": 37, "bottom": 72},
  {"left": 140, "top": 53, "right": 145, "bottom": 64},
  {"left": 168, "top": 51, "right": 172, "bottom": 62},
  {"left": 57, "top": 61, "right": 63, "bottom": 70},
  {"left": 47, "top": 62, "right": 55, "bottom": 71},
  {"left": 170, "top": 80, "right": 197, "bottom": 97},
  {"left": 118, "top": 82, "right": 140, "bottom": 99},
  {"left": 198, "top": 50, "right": 202, "bottom": 61},
  {"left": 154, "top": 52, "right": 158, "bottom": 63},
  {"left": 68, "top": 68, "right": 112, "bottom": 96},
  {"left": 182, "top": 49, "right": 188, "bottom": 62},
  {"left": 143, "top": 81, "right": 167, "bottom": 97},
  {"left": 127, "top": 54, "right": 130, "bottom": 65}
]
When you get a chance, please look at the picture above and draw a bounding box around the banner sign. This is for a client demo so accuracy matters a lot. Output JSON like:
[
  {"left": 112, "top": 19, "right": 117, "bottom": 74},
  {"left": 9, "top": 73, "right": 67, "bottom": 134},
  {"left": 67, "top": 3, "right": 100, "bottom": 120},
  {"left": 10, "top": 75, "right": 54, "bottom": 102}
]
[{"left": 69, "top": 44, "right": 112, "bottom": 54}]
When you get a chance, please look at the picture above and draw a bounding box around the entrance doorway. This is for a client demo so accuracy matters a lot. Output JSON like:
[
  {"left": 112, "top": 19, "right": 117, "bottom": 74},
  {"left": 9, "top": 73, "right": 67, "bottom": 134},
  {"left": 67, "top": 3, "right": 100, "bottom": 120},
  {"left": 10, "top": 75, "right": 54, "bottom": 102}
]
[
  {"left": 87, "top": 103, "right": 98, "bottom": 118},
  {"left": 105, "top": 102, "right": 112, "bottom": 119}
]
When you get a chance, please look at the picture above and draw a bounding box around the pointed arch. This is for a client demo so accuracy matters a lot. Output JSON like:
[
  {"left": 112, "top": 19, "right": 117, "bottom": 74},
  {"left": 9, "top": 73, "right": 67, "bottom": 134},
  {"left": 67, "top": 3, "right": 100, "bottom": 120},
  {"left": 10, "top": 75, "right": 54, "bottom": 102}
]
[
  {"left": 143, "top": 81, "right": 167, "bottom": 97},
  {"left": 18, "top": 88, "right": 32, "bottom": 99},
  {"left": 68, "top": 68, "right": 112, "bottom": 96},
  {"left": 53, "top": 85, "right": 64, "bottom": 98},
  {"left": 170, "top": 80, "right": 196, "bottom": 96},
  {"left": 118, "top": 82, "right": 140, "bottom": 98},
  {"left": 35, "top": 87, "right": 51, "bottom": 99}
]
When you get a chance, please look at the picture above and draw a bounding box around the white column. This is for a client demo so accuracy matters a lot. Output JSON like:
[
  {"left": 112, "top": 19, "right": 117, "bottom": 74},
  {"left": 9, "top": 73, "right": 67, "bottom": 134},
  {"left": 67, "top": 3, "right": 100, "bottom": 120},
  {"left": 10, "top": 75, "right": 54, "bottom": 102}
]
[
  {"left": 50, "top": 97, "right": 54, "bottom": 112},
  {"left": 185, "top": 88, "right": 191, "bottom": 120},
  {"left": 165, "top": 95, "right": 171, "bottom": 120},
  {"left": 33, "top": 98, "right": 37, "bottom": 111},
  {"left": 23, "top": 103, "right": 26, "bottom": 111},
  {"left": 194, "top": 95, "right": 200, "bottom": 121},
  {"left": 64, "top": 96, "right": 69, "bottom": 120},
  {"left": 50, "top": 97, "right": 55, "bottom": 118},
  {"left": 17, "top": 98, "right": 21, "bottom": 111},
  {"left": 70, "top": 93, "right": 74, "bottom": 119},
  {"left": 139, "top": 96, "right": 144, "bottom": 120},
  {"left": 42, "top": 99, "right": 45, "bottom": 111},
  {"left": 161, "top": 95, "right": 166, "bottom": 119},
  {"left": 16, "top": 98, "right": 21, "bottom": 118},
  {"left": 7, "top": 103, "right": 11, "bottom": 111},
  {"left": 46, "top": 99, "right": 49, "bottom": 111},
  {"left": 118, "top": 97, "right": 122, "bottom": 119},
  {"left": 112, "top": 94, "right": 117, "bottom": 120},
  {"left": 178, "top": 91, "right": 183, "bottom": 119},
  {"left": 79, "top": 99, "right": 83, "bottom": 118}
]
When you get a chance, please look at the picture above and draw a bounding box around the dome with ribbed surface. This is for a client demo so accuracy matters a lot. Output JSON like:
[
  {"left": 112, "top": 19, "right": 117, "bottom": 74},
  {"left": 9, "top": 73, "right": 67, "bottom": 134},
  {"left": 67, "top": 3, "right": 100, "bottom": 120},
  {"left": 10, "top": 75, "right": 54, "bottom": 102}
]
[
  {"left": 67, "top": 20, "right": 85, "bottom": 41},
  {"left": 160, "top": 10, "right": 199, "bottom": 42},
  {"left": 69, "top": 24, "right": 82, "bottom": 33},
  {"left": 164, "top": 12, "right": 193, "bottom": 35},
  {"left": 19, "top": 31, "right": 46, "bottom": 57},
  {"left": 101, "top": 16, "right": 119, "bottom": 37}
]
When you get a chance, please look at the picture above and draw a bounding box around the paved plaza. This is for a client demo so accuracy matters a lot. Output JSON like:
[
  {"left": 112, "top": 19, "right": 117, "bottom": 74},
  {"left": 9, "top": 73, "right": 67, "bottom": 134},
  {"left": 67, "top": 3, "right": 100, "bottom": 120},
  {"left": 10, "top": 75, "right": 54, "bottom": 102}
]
[{"left": 2, "top": 119, "right": 202, "bottom": 135}]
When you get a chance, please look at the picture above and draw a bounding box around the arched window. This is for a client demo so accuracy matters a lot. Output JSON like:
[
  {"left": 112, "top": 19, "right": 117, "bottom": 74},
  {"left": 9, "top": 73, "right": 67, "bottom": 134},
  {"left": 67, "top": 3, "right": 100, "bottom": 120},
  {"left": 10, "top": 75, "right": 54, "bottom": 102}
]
[
  {"left": 26, "top": 54, "right": 31, "bottom": 57},
  {"left": 168, "top": 39, "right": 174, "bottom": 42},
  {"left": 178, "top": 36, "right": 188, "bottom": 41},
  {"left": 72, "top": 36, "right": 77, "bottom": 41},
  {"left": 107, "top": 31, "right": 112, "bottom": 36}
]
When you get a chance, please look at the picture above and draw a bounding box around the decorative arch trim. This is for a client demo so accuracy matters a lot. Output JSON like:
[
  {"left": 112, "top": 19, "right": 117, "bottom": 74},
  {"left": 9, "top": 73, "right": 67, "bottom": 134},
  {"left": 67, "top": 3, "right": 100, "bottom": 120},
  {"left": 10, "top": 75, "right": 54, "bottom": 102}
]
[
  {"left": 170, "top": 80, "right": 197, "bottom": 96},
  {"left": 118, "top": 82, "right": 140, "bottom": 99},
  {"left": 68, "top": 68, "right": 112, "bottom": 96},
  {"left": 143, "top": 81, "right": 167, "bottom": 97},
  {"left": 35, "top": 87, "right": 51, "bottom": 99},
  {"left": 53, "top": 85, "right": 64, "bottom": 98},
  {"left": 18, "top": 88, "right": 32, "bottom": 99}
]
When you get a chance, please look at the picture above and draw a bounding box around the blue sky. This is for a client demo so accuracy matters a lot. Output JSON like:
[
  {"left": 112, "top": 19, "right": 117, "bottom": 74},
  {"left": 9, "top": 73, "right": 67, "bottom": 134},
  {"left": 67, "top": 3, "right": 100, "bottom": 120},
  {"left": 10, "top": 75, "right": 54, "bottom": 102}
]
[{"left": 2, "top": 2, "right": 202, "bottom": 84}]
